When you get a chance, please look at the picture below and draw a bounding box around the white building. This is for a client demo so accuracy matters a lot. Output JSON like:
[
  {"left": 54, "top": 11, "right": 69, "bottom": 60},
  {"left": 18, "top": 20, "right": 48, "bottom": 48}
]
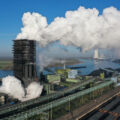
[{"left": 68, "top": 70, "right": 78, "bottom": 79}]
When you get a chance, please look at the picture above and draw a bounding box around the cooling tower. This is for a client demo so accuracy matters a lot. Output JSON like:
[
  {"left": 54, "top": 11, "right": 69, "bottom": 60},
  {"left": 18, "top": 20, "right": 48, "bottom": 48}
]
[
  {"left": 13, "top": 39, "right": 37, "bottom": 87},
  {"left": 94, "top": 49, "right": 99, "bottom": 59}
]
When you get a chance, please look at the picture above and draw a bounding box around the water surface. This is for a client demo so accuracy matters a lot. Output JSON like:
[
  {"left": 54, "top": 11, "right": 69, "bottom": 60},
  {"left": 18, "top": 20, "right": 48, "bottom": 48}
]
[{"left": 75, "top": 59, "right": 120, "bottom": 75}]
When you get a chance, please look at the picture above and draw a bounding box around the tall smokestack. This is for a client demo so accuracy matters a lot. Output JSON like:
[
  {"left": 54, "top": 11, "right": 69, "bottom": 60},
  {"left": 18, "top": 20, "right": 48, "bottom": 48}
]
[{"left": 13, "top": 39, "right": 37, "bottom": 87}]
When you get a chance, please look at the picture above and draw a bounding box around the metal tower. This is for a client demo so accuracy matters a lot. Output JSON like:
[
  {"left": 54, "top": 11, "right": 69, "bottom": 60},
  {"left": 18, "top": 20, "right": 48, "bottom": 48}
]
[{"left": 13, "top": 39, "right": 37, "bottom": 87}]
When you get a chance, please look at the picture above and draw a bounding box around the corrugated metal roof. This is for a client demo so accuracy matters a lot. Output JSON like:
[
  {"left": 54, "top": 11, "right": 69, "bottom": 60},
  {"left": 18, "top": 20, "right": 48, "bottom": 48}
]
[{"left": 0, "top": 70, "right": 13, "bottom": 78}]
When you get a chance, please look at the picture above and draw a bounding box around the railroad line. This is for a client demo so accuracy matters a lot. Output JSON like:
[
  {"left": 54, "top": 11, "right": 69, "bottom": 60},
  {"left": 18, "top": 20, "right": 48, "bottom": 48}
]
[{"left": 79, "top": 89, "right": 120, "bottom": 120}]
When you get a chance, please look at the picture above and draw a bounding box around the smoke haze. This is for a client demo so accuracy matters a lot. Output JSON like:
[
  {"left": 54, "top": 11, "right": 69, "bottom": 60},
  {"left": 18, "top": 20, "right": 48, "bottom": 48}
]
[
  {"left": 17, "top": 6, "right": 120, "bottom": 51},
  {"left": 37, "top": 43, "right": 80, "bottom": 71},
  {"left": 0, "top": 76, "right": 43, "bottom": 101},
  {"left": 23, "top": 82, "right": 43, "bottom": 101}
]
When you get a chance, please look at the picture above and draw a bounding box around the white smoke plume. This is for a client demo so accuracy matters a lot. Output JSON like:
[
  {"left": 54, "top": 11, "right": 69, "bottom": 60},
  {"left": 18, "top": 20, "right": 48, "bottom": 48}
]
[
  {"left": 17, "top": 6, "right": 120, "bottom": 51},
  {"left": 38, "top": 54, "right": 55, "bottom": 72},
  {"left": 0, "top": 76, "right": 43, "bottom": 101},
  {"left": 23, "top": 82, "right": 43, "bottom": 101},
  {"left": 0, "top": 76, "right": 25, "bottom": 100},
  {"left": 38, "top": 45, "right": 70, "bottom": 71}
]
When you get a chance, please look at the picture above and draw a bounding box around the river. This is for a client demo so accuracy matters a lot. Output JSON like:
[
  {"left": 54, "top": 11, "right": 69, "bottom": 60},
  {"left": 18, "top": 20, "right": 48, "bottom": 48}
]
[
  {"left": 72, "top": 59, "right": 120, "bottom": 75},
  {"left": 1, "top": 59, "right": 120, "bottom": 77}
]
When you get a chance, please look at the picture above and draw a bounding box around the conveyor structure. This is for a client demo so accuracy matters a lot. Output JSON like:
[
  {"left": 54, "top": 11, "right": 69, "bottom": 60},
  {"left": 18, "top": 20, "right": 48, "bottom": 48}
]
[
  {"left": 0, "top": 79, "right": 114, "bottom": 120},
  {"left": 0, "top": 79, "right": 95, "bottom": 116}
]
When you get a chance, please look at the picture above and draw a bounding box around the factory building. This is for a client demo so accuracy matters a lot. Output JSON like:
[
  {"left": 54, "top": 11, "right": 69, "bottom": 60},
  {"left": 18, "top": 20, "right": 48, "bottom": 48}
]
[
  {"left": 13, "top": 39, "right": 37, "bottom": 87},
  {"left": 68, "top": 69, "right": 78, "bottom": 79},
  {"left": 47, "top": 74, "right": 61, "bottom": 84}
]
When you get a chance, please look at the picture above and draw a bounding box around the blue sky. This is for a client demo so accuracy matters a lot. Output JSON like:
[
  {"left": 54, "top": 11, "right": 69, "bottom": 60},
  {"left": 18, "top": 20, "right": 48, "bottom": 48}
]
[{"left": 0, "top": 0, "right": 120, "bottom": 57}]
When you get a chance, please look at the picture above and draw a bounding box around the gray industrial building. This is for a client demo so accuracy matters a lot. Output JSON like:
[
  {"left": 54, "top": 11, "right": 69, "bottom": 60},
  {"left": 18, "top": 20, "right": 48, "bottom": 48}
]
[{"left": 13, "top": 39, "right": 37, "bottom": 87}]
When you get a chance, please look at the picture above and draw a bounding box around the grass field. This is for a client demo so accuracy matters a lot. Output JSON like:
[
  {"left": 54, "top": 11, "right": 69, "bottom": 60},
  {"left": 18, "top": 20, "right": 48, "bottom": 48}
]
[{"left": 0, "top": 60, "right": 13, "bottom": 70}]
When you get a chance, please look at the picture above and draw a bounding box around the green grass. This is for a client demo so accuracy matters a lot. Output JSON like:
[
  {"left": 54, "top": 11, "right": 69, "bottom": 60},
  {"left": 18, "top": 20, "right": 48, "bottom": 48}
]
[
  {"left": 0, "top": 60, "right": 13, "bottom": 70},
  {"left": 60, "top": 82, "right": 76, "bottom": 87}
]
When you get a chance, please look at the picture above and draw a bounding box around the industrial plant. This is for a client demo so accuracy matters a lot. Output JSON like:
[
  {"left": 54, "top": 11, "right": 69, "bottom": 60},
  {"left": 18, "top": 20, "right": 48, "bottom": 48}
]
[
  {"left": 13, "top": 39, "right": 37, "bottom": 87},
  {"left": 0, "top": 39, "right": 120, "bottom": 120}
]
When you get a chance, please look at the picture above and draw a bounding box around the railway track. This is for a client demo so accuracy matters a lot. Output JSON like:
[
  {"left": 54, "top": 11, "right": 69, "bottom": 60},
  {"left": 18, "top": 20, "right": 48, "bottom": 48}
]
[{"left": 79, "top": 90, "right": 120, "bottom": 120}]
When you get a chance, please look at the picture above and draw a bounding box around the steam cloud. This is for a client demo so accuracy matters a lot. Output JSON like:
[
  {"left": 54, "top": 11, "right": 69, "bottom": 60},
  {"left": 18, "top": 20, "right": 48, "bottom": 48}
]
[
  {"left": 24, "top": 82, "right": 43, "bottom": 101},
  {"left": 38, "top": 53, "right": 68, "bottom": 71},
  {"left": 17, "top": 6, "right": 120, "bottom": 51},
  {"left": 0, "top": 76, "right": 43, "bottom": 101},
  {"left": 38, "top": 54, "right": 55, "bottom": 71}
]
